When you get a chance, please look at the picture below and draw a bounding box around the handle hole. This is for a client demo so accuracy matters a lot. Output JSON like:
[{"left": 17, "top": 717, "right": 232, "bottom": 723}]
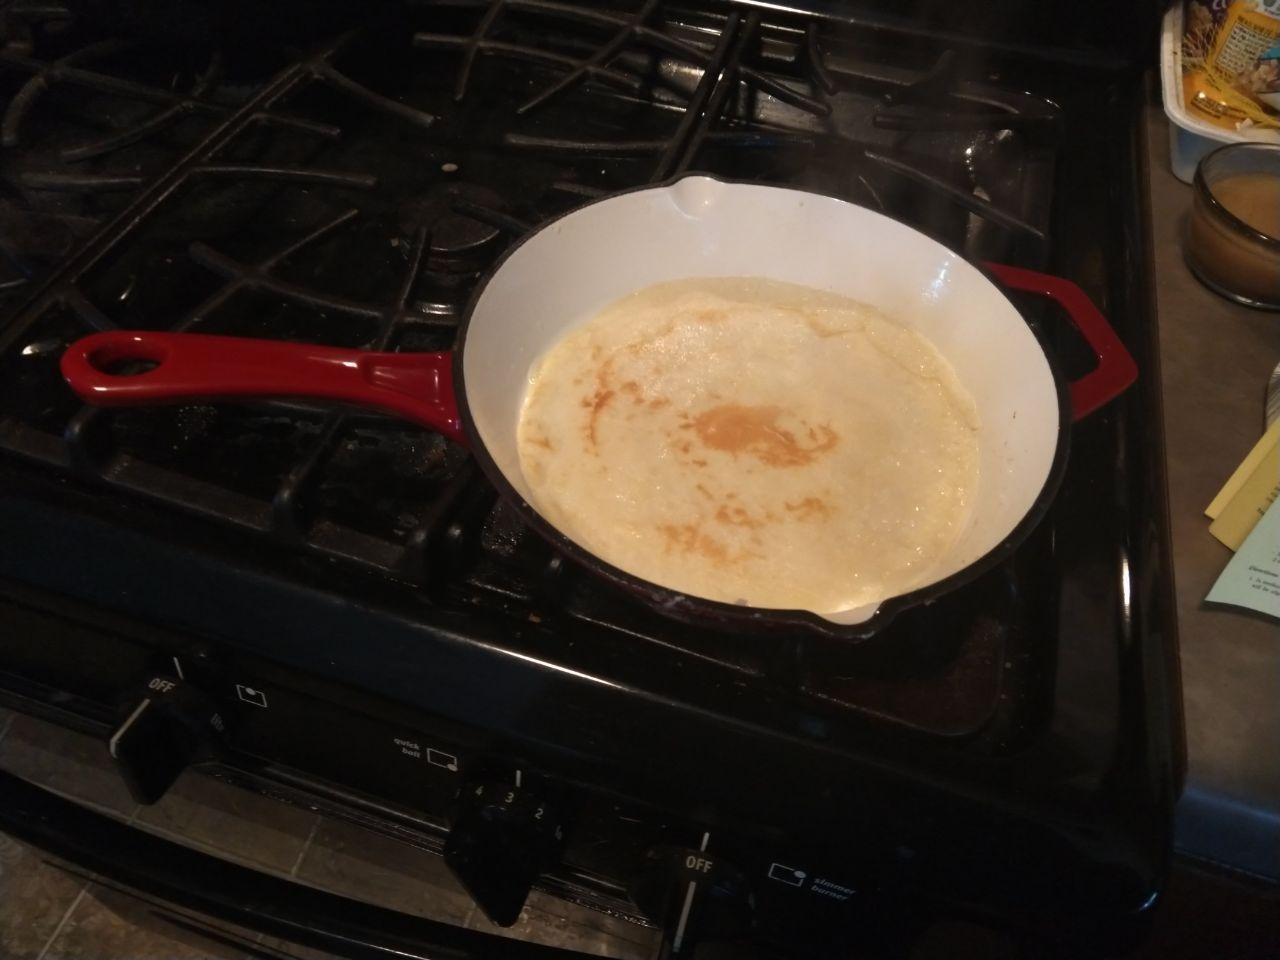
[
  {"left": 101, "top": 358, "right": 159, "bottom": 377},
  {"left": 86, "top": 343, "right": 164, "bottom": 377},
  {"left": 105, "top": 358, "right": 159, "bottom": 378},
  {"left": 1001, "top": 289, "right": 1097, "bottom": 381}
]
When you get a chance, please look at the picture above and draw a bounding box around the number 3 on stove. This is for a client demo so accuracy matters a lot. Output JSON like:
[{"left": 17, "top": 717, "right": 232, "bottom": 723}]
[{"left": 505, "top": 790, "right": 515, "bottom": 803}]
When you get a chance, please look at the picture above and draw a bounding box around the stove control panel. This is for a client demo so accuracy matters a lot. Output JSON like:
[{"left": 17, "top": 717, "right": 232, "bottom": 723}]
[
  {"left": 108, "top": 673, "right": 226, "bottom": 805},
  {"left": 443, "top": 778, "right": 564, "bottom": 926}
]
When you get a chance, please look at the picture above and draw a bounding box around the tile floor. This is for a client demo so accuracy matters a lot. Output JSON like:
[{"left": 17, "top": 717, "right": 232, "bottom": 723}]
[{"left": 0, "top": 705, "right": 659, "bottom": 960}]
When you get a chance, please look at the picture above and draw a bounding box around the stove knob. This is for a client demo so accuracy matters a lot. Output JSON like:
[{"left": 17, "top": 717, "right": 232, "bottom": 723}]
[
  {"left": 108, "top": 675, "right": 226, "bottom": 805},
  {"left": 629, "top": 844, "right": 753, "bottom": 958},
  {"left": 443, "top": 781, "right": 564, "bottom": 927}
]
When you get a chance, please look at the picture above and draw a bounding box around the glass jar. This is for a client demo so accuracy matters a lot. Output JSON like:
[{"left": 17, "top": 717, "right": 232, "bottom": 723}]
[{"left": 1185, "top": 142, "right": 1280, "bottom": 310}]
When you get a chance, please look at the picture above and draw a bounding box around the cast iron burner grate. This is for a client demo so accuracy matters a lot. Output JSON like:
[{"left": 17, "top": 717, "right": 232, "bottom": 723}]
[{"left": 0, "top": 0, "right": 1064, "bottom": 745}]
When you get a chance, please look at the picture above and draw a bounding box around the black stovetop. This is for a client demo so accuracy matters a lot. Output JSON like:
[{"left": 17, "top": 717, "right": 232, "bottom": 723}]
[{"left": 0, "top": 0, "right": 1181, "bottom": 952}]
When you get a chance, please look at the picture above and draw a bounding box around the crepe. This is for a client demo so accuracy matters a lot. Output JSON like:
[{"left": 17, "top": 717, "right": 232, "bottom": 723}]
[{"left": 516, "top": 277, "right": 980, "bottom": 614}]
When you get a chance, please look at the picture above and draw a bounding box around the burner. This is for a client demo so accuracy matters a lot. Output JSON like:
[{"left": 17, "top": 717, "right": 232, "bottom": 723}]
[{"left": 398, "top": 182, "right": 506, "bottom": 264}]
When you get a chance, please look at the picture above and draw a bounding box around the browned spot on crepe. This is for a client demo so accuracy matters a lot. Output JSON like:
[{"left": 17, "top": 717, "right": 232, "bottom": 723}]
[
  {"left": 581, "top": 358, "right": 617, "bottom": 451},
  {"left": 714, "top": 504, "right": 775, "bottom": 529},
  {"left": 785, "top": 496, "right": 833, "bottom": 520},
  {"left": 582, "top": 387, "right": 614, "bottom": 449},
  {"left": 657, "top": 522, "right": 730, "bottom": 565},
  {"left": 691, "top": 404, "right": 838, "bottom": 467}
]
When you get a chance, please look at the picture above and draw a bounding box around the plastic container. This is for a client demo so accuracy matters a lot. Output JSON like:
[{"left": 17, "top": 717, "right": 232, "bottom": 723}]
[
  {"left": 1160, "top": 4, "right": 1280, "bottom": 184},
  {"left": 1185, "top": 142, "right": 1280, "bottom": 309}
]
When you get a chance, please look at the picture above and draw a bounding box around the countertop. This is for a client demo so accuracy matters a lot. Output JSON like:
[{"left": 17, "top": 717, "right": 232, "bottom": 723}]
[{"left": 1146, "top": 107, "right": 1280, "bottom": 881}]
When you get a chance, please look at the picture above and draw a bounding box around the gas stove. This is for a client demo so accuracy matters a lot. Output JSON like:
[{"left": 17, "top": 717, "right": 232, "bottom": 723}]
[{"left": 0, "top": 2, "right": 1181, "bottom": 957}]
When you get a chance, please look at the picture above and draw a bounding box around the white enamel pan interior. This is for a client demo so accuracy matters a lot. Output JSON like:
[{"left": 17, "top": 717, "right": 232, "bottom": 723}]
[{"left": 459, "top": 176, "right": 1063, "bottom": 628}]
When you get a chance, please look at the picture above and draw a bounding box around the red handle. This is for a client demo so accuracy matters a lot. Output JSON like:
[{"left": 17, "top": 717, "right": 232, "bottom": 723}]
[
  {"left": 59, "top": 331, "right": 465, "bottom": 445},
  {"left": 983, "top": 262, "right": 1138, "bottom": 422}
]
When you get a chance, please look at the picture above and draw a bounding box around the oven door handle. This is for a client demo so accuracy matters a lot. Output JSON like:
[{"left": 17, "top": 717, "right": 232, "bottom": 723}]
[{"left": 0, "top": 769, "right": 602, "bottom": 960}]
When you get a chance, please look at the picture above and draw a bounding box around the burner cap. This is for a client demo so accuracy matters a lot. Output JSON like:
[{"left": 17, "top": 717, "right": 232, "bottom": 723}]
[{"left": 398, "top": 183, "right": 505, "bottom": 261}]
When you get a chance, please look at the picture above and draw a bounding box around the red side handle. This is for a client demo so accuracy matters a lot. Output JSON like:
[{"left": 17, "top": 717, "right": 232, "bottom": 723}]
[
  {"left": 984, "top": 262, "right": 1138, "bottom": 422},
  {"left": 59, "top": 331, "right": 465, "bottom": 445}
]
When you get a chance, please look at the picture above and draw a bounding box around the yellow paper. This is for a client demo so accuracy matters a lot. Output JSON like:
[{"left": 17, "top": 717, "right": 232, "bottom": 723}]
[
  {"left": 1209, "top": 439, "right": 1280, "bottom": 550},
  {"left": 1207, "top": 420, "right": 1280, "bottom": 520}
]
